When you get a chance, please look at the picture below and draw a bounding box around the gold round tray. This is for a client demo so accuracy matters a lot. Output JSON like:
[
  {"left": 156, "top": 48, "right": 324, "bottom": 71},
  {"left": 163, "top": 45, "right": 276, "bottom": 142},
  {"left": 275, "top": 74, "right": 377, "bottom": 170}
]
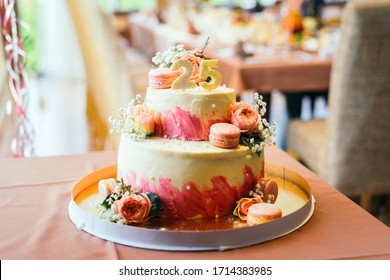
[{"left": 68, "top": 163, "right": 315, "bottom": 251}]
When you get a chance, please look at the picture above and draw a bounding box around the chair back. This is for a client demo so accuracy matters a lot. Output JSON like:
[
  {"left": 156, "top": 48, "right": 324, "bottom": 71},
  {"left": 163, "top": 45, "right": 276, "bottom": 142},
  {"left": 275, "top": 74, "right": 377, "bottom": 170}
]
[
  {"left": 324, "top": 0, "right": 390, "bottom": 195},
  {"left": 67, "top": 0, "right": 135, "bottom": 149}
]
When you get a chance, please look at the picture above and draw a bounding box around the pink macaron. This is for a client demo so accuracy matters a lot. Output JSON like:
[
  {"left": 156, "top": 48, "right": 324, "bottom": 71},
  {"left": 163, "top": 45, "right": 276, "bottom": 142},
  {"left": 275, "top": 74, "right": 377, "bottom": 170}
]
[
  {"left": 149, "top": 68, "right": 180, "bottom": 89},
  {"left": 209, "top": 123, "right": 241, "bottom": 148},
  {"left": 246, "top": 203, "right": 282, "bottom": 226},
  {"left": 258, "top": 178, "right": 279, "bottom": 204}
]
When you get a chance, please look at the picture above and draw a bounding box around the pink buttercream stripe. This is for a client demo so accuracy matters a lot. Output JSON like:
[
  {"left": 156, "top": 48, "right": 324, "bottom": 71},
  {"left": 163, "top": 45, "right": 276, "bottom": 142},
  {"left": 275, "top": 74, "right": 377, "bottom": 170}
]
[
  {"left": 154, "top": 106, "right": 231, "bottom": 141},
  {"left": 173, "top": 107, "right": 199, "bottom": 140},
  {"left": 157, "top": 177, "right": 180, "bottom": 217},
  {"left": 118, "top": 165, "right": 260, "bottom": 219}
]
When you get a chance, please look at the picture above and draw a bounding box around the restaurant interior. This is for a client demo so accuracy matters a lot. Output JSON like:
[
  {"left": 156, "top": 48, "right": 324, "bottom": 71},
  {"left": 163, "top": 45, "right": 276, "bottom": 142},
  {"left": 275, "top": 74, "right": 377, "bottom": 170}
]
[{"left": 1, "top": 0, "right": 390, "bottom": 260}]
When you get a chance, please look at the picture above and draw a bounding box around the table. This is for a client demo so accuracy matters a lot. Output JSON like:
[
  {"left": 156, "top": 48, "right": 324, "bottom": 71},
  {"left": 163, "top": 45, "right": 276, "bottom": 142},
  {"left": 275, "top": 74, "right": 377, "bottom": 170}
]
[
  {"left": 213, "top": 49, "right": 332, "bottom": 94},
  {"left": 128, "top": 13, "right": 202, "bottom": 58},
  {"left": 1, "top": 147, "right": 390, "bottom": 260},
  {"left": 127, "top": 13, "right": 331, "bottom": 93},
  {"left": 128, "top": 13, "right": 159, "bottom": 58}
]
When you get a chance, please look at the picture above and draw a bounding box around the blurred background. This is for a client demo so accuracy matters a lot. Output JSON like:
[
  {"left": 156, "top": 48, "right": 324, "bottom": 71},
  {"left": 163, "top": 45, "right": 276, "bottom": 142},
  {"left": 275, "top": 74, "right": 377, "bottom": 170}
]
[{"left": 1, "top": 0, "right": 345, "bottom": 157}]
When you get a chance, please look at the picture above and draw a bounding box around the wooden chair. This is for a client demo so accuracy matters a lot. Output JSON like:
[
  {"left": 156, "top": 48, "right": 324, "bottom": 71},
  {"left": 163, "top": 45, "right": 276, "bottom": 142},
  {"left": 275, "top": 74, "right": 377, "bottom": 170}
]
[
  {"left": 286, "top": 0, "right": 390, "bottom": 211},
  {"left": 67, "top": 0, "right": 136, "bottom": 150}
]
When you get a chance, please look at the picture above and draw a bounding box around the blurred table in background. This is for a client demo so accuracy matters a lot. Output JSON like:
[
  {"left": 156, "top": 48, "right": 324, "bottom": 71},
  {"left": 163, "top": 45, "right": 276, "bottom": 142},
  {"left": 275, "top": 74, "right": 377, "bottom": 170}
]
[
  {"left": 125, "top": 10, "right": 334, "bottom": 125},
  {"left": 211, "top": 48, "right": 331, "bottom": 94},
  {"left": 126, "top": 12, "right": 331, "bottom": 94},
  {"left": 127, "top": 12, "right": 203, "bottom": 57},
  {"left": 127, "top": 12, "right": 159, "bottom": 58}
]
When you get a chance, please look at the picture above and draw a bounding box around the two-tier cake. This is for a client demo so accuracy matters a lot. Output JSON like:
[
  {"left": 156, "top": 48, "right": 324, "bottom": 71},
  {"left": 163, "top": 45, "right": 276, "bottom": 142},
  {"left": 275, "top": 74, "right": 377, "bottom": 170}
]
[{"left": 100, "top": 42, "right": 277, "bottom": 224}]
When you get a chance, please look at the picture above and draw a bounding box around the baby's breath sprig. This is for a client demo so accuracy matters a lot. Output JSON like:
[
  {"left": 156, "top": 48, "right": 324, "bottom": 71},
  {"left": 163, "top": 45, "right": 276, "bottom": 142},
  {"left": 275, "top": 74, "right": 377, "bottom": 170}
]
[
  {"left": 249, "top": 182, "right": 263, "bottom": 198},
  {"left": 100, "top": 178, "right": 132, "bottom": 210},
  {"left": 151, "top": 44, "right": 190, "bottom": 68},
  {"left": 240, "top": 93, "right": 277, "bottom": 156},
  {"left": 109, "top": 94, "right": 150, "bottom": 140}
]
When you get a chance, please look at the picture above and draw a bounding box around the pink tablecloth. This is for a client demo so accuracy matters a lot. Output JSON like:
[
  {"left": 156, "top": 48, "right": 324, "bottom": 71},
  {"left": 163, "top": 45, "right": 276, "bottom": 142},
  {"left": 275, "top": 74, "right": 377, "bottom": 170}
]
[
  {"left": 213, "top": 50, "right": 332, "bottom": 93},
  {"left": 1, "top": 147, "right": 389, "bottom": 260}
]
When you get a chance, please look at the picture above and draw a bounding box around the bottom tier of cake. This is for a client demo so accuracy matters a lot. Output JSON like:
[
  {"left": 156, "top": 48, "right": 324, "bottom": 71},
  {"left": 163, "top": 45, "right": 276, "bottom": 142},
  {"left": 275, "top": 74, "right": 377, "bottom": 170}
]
[{"left": 117, "top": 135, "right": 264, "bottom": 219}]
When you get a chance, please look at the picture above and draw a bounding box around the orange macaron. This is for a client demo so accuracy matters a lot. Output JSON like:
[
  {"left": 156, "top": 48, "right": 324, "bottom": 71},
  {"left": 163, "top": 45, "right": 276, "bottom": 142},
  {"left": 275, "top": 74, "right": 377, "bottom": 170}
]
[
  {"left": 209, "top": 123, "right": 241, "bottom": 148},
  {"left": 246, "top": 203, "right": 282, "bottom": 226}
]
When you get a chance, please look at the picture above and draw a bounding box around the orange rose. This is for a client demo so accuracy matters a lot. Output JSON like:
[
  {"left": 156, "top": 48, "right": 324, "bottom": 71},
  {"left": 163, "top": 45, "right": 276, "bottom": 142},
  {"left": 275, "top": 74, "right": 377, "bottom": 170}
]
[
  {"left": 233, "top": 196, "right": 263, "bottom": 220},
  {"left": 115, "top": 193, "right": 152, "bottom": 224},
  {"left": 131, "top": 105, "right": 155, "bottom": 136},
  {"left": 182, "top": 54, "right": 203, "bottom": 84},
  {"left": 231, "top": 102, "right": 260, "bottom": 133}
]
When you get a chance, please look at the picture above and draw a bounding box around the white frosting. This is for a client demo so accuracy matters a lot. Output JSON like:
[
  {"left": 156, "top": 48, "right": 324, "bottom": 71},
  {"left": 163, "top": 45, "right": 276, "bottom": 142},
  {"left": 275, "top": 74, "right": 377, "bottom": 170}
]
[
  {"left": 117, "top": 136, "right": 263, "bottom": 191},
  {"left": 146, "top": 86, "right": 236, "bottom": 122}
]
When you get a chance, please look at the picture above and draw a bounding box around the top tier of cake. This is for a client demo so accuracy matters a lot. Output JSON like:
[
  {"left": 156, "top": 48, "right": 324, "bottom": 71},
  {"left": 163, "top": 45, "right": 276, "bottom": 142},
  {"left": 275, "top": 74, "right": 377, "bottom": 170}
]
[
  {"left": 146, "top": 86, "right": 235, "bottom": 141},
  {"left": 109, "top": 42, "right": 275, "bottom": 156}
]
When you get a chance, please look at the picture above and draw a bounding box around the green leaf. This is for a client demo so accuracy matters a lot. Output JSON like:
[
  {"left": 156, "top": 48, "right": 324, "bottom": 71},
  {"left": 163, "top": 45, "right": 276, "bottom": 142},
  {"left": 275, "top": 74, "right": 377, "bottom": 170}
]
[
  {"left": 146, "top": 191, "right": 164, "bottom": 217},
  {"left": 101, "top": 193, "right": 116, "bottom": 209},
  {"left": 239, "top": 133, "right": 263, "bottom": 157}
]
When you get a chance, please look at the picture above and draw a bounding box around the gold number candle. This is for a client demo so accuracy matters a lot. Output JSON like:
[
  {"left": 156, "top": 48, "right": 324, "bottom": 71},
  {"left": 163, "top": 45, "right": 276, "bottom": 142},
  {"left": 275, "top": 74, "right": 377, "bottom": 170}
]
[
  {"left": 171, "top": 58, "right": 196, "bottom": 90},
  {"left": 199, "top": 59, "right": 222, "bottom": 91}
]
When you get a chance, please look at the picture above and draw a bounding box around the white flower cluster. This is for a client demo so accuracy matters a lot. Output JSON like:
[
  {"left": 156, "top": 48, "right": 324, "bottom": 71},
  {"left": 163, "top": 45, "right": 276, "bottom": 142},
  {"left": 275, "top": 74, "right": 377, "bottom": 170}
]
[
  {"left": 151, "top": 44, "right": 190, "bottom": 68},
  {"left": 256, "top": 93, "right": 277, "bottom": 142},
  {"left": 96, "top": 179, "right": 132, "bottom": 225},
  {"left": 249, "top": 183, "right": 263, "bottom": 198},
  {"left": 109, "top": 94, "right": 147, "bottom": 140},
  {"left": 244, "top": 93, "right": 277, "bottom": 155},
  {"left": 249, "top": 138, "right": 265, "bottom": 155},
  {"left": 248, "top": 179, "right": 277, "bottom": 203},
  {"left": 97, "top": 204, "right": 127, "bottom": 225},
  {"left": 249, "top": 183, "right": 276, "bottom": 202}
]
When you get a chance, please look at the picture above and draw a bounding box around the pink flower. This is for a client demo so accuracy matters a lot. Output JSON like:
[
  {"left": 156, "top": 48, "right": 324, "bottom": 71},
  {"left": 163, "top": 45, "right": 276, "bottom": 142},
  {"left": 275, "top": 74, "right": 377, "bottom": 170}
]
[
  {"left": 181, "top": 54, "right": 204, "bottom": 84},
  {"left": 114, "top": 193, "right": 152, "bottom": 224},
  {"left": 131, "top": 105, "right": 155, "bottom": 136},
  {"left": 233, "top": 196, "right": 263, "bottom": 221},
  {"left": 231, "top": 102, "right": 260, "bottom": 133}
]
